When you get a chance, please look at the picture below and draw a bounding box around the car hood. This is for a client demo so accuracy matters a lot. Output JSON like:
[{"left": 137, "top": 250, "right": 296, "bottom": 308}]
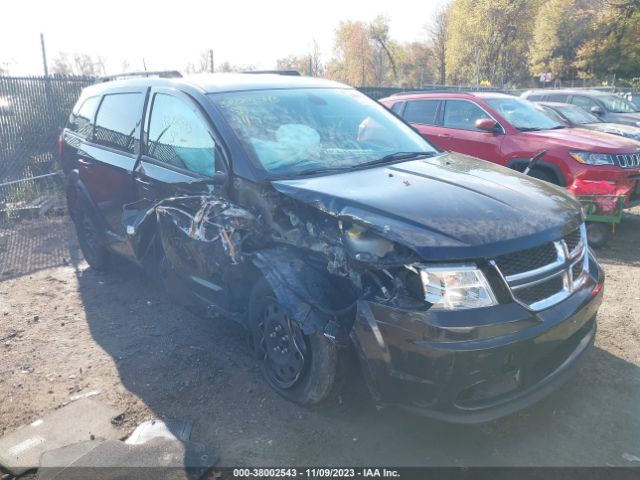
[
  {"left": 271, "top": 153, "right": 583, "bottom": 261},
  {"left": 607, "top": 112, "right": 640, "bottom": 126},
  {"left": 521, "top": 127, "right": 640, "bottom": 152},
  {"left": 586, "top": 122, "right": 640, "bottom": 139}
]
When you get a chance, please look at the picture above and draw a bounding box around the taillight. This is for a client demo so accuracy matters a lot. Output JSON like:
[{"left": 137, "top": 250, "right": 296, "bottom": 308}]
[{"left": 56, "top": 135, "right": 63, "bottom": 160}]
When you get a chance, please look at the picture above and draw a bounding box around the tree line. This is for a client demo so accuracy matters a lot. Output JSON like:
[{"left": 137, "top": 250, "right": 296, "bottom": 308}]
[
  {"left": 282, "top": 0, "right": 640, "bottom": 88},
  {"left": 39, "top": 0, "right": 640, "bottom": 88}
]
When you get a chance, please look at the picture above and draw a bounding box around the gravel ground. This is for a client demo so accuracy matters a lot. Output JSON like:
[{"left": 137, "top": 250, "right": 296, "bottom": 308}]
[{"left": 0, "top": 209, "right": 639, "bottom": 467}]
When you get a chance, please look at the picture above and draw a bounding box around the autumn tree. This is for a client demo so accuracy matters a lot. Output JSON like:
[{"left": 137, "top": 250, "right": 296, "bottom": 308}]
[
  {"left": 395, "top": 41, "right": 433, "bottom": 87},
  {"left": 446, "top": 0, "right": 539, "bottom": 86},
  {"left": 529, "top": 0, "right": 600, "bottom": 82},
  {"left": 575, "top": 0, "right": 640, "bottom": 80},
  {"left": 328, "top": 20, "right": 375, "bottom": 86}
]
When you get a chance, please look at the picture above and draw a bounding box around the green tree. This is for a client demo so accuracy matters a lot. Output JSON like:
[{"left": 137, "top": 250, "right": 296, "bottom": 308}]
[
  {"left": 529, "top": 0, "right": 600, "bottom": 82},
  {"left": 446, "top": 0, "right": 539, "bottom": 86},
  {"left": 575, "top": 1, "right": 640, "bottom": 80}
]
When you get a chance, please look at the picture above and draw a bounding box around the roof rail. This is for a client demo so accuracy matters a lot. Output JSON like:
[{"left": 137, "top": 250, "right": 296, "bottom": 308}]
[
  {"left": 390, "top": 90, "right": 476, "bottom": 97},
  {"left": 242, "top": 70, "right": 301, "bottom": 76},
  {"left": 95, "top": 70, "right": 183, "bottom": 83}
]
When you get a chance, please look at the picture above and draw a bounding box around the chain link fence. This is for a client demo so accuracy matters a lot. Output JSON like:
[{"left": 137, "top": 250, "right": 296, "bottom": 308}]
[{"left": 0, "top": 76, "right": 94, "bottom": 277}]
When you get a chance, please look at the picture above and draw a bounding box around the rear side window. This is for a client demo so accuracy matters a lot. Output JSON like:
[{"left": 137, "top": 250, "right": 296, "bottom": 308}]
[
  {"left": 403, "top": 100, "right": 439, "bottom": 125},
  {"left": 570, "top": 95, "right": 598, "bottom": 111},
  {"left": 68, "top": 96, "right": 100, "bottom": 139},
  {"left": 525, "top": 94, "right": 542, "bottom": 101},
  {"left": 442, "top": 100, "right": 491, "bottom": 131},
  {"left": 390, "top": 102, "right": 404, "bottom": 114},
  {"left": 94, "top": 92, "right": 144, "bottom": 154},
  {"left": 147, "top": 94, "right": 217, "bottom": 177},
  {"left": 546, "top": 93, "right": 569, "bottom": 103}
]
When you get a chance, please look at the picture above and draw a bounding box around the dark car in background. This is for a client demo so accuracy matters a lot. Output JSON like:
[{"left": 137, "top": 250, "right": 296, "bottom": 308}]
[
  {"left": 521, "top": 89, "right": 640, "bottom": 127},
  {"left": 59, "top": 72, "right": 603, "bottom": 423},
  {"left": 535, "top": 101, "right": 640, "bottom": 142},
  {"left": 380, "top": 92, "right": 640, "bottom": 204}
]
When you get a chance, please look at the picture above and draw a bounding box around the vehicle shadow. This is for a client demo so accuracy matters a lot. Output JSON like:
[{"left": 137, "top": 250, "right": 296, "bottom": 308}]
[
  {"left": 73, "top": 256, "right": 640, "bottom": 467},
  {"left": 593, "top": 209, "right": 640, "bottom": 268}
]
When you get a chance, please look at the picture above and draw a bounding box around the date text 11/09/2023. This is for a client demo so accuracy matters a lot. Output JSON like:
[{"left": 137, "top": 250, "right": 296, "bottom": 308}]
[{"left": 232, "top": 468, "right": 401, "bottom": 478}]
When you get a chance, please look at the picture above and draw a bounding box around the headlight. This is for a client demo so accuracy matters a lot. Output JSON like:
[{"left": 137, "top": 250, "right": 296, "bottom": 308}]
[
  {"left": 417, "top": 263, "right": 497, "bottom": 310},
  {"left": 569, "top": 151, "right": 615, "bottom": 165}
]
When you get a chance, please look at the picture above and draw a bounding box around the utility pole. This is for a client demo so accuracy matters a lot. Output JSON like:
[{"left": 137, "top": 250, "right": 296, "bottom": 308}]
[
  {"left": 40, "top": 33, "right": 49, "bottom": 77},
  {"left": 209, "top": 49, "right": 214, "bottom": 73}
]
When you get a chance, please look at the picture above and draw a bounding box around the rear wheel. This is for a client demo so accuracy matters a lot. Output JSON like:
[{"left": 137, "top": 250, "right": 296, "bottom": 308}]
[
  {"left": 74, "top": 202, "right": 111, "bottom": 270},
  {"left": 248, "top": 278, "right": 338, "bottom": 405}
]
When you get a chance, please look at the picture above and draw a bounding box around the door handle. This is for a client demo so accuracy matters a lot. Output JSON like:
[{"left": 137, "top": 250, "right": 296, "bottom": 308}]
[
  {"left": 438, "top": 133, "right": 451, "bottom": 138},
  {"left": 77, "top": 158, "right": 93, "bottom": 167}
]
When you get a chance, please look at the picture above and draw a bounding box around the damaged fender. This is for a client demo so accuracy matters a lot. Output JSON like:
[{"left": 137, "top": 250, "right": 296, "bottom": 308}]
[{"left": 251, "top": 247, "right": 355, "bottom": 336}]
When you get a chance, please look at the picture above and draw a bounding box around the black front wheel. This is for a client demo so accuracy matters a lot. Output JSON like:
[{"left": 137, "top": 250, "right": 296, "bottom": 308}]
[{"left": 248, "top": 278, "right": 338, "bottom": 405}]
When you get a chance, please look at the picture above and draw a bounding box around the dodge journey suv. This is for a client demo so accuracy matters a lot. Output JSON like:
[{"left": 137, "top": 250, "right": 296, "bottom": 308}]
[{"left": 59, "top": 72, "right": 604, "bottom": 423}]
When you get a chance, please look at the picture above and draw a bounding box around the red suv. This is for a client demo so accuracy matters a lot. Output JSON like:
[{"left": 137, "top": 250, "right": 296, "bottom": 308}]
[{"left": 380, "top": 92, "right": 640, "bottom": 202}]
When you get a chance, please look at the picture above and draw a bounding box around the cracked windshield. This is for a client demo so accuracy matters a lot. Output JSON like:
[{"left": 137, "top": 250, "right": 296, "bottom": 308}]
[{"left": 210, "top": 88, "right": 436, "bottom": 176}]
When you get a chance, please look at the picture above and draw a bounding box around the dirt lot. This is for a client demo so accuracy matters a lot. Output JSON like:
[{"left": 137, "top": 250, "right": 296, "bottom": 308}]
[{"left": 0, "top": 209, "right": 639, "bottom": 467}]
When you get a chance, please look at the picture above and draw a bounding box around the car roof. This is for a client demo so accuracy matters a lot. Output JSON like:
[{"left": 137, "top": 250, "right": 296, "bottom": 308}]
[
  {"left": 537, "top": 101, "right": 577, "bottom": 108},
  {"left": 80, "top": 73, "right": 350, "bottom": 96},
  {"left": 523, "top": 89, "right": 611, "bottom": 97},
  {"left": 380, "top": 91, "right": 514, "bottom": 102}
]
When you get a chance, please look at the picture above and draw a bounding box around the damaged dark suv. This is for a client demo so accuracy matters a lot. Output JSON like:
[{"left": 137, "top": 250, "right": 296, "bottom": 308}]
[{"left": 59, "top": 72, "right": 604, "bottom": 423}]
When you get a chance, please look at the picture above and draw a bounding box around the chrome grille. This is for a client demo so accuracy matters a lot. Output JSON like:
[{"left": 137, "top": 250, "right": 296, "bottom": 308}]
[
  {"left": 495, "top": 243, "right": 558, "bottom": 277},
  {"left": 616, "top": 153, "right": 640, "bottom": 168},
  {"left": 492, "top": 225, "right": 588, "bottom": 311}
]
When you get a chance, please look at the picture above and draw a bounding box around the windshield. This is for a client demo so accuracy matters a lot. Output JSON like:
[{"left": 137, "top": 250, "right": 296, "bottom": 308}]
[
  {"left": 556, "top": 105, "right": 600, "bottom": 124},
  {"left": 599, "top": 95, "right": 639, "bottom": 113},
  {"left": 537, "top": 105, "right": 567, "bottom": 125},
  {"left": 209, "top": 88, "right": 437, "bottom": 177},
  {"left": 486, "top": 97, "right": 565, "bottom": 131}
]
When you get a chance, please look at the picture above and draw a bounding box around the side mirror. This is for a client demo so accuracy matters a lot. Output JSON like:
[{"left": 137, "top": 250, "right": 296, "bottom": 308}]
[
  {"left": 590, "top": 105, "right": 604, "bottom": 115},
  {"left": 475, "top": 118, "right": 501, "bottom": 133}
]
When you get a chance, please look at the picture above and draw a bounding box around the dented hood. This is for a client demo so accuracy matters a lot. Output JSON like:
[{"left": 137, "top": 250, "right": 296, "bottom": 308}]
[{"left": 271, "top": 153, "right": 583, "bottom": 261}]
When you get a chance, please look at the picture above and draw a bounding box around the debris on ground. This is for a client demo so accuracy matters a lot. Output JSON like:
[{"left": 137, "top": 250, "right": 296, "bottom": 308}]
[{"left": 0, "top": 399, "right": 121, "bottom": 476}]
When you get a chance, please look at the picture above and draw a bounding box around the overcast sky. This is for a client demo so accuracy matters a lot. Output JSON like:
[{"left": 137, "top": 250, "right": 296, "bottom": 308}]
[{"left": 2, "top": 0, "right": 447, "bottom": 75}]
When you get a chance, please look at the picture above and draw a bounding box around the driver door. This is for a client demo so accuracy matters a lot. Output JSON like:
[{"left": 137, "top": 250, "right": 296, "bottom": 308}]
[
  {"left": 437, "top": 99, "right": 504, "bottom": 161},
  {"left": 133, "top": 88, "right": 230, "bottom": 309}
]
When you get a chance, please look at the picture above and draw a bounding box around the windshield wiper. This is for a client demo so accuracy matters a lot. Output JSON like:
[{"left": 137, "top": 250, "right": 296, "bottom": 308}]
[
  {"left": 548, "top": 125, "right": 566, "bottom": 130},
  {"left": 355, "top": 151, "right": 437, "bottom": 168},
  {"left": 291, "top": 151, "right": 436, "bottom": 177},
  {"left": 517, "top": 127, "right": 543, "bottom": 132}
]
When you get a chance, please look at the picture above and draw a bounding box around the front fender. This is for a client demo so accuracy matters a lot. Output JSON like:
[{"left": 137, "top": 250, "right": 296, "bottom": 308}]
[{"left": 251, "top": 247, "right": 355, "bottom": 335}]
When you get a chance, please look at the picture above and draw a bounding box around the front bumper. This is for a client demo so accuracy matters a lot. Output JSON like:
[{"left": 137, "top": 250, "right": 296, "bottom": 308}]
[{"left": 351, "top": 254, "right": 604, "bottom": 424}]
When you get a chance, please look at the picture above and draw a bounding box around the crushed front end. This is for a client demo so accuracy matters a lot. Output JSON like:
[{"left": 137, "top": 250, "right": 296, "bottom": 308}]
[{"left": 349, "top": 225, "right": 604, "bottom": 423}]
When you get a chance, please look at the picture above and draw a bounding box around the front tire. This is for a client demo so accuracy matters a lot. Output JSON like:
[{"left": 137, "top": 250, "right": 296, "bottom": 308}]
[{"left": 248, "top": 278, "right": 338, "bottom": 405}]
